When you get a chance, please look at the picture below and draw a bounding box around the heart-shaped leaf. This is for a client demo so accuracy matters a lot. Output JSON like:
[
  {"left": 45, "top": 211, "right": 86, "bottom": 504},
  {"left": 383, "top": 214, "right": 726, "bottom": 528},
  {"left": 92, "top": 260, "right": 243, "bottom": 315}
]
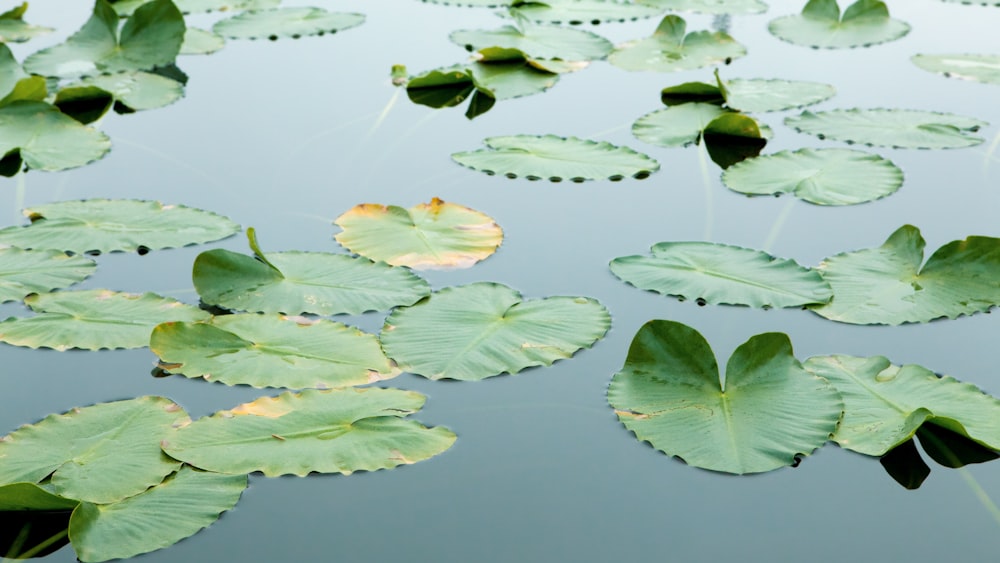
[
  {"left": 768, "top": 0, "right": 910, "bottom": 49},
  {"left": 609, "top": 15, "right": 746, "bottom": 72},
  {"left": 0, "top": 101, "right": 111, "bottom": 176}
]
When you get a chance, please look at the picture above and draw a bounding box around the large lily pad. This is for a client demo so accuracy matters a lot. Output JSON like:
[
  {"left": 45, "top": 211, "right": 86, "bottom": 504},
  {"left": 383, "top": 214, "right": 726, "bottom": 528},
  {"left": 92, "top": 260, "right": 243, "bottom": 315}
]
[
  {"left": 768, "top": 0, "right": 910, "bottom": 49},
  {"left": 380, "top": 282, "right": 611, "bottom": 381},
  {"left": 785, "top": 108, "right": 987, "bottom": 149},
  {"left": 161, "top": 388, "right": 456, "bottom": 476},
  {"left": 721, "top": 148, "right": 903, "bottom": 205},
  {"left": 608, "top": 320, "right": 843, "bottom": 474},
  {"left": 0, "top": 396, "right": 188, "bottom": 504},
  {"left": 450, "top": 23, "right": 613, "bottom": 61},
  {"left": 0, "top": 248, "right": 96, "bottom": 303},
  {"left": 151, "top": 314, "right": 400, "bottom": 389},
  {"left": 0, "top": 101, "right": 111, "bottom": 176},
  {"left": 452, "top": 135, "right": 659, "bottom": 182},
  {"left": 912, "top": 54, "right": 1000, "bottom": 85},
  {"left": 610, "top": 242, "right": 832, "bottom": 308},
  {"left": 193, "top": 229, "right": 430, "bottom": 316},
  {"left": 608, "top": 15, "right": 746, "bottom": 73},
  {"left": 69, "top": 467, "right": 246, "bottom": 563},
  {"left": 636, "top": 0, "right": 768, "bottom": 14},
  {"left": 510, "top": 0, "right": 663, "bottom": 25},
  {"left": 213, "top": 8, "right": 365, "bottom": 40},
  {"left": 0, "top": 199, "right": 239, "bottom": 255},
  {"left": 0, "top": 2, "right": 53, "bottom": 42},
  {"left": 333, "top": 198, "right": 503, "bottom": 270},
  {"left": 24, "top": 0, "right": 185, "bottom": 78},
  {"left": 0, "top": 290, "right": 210, "bottom": 351},
  {"left": 722, "top": 78, "right": 835, "bottom": 113},
  {"left": 810, "top": 225, "right": 1000, "bottom": 325}
]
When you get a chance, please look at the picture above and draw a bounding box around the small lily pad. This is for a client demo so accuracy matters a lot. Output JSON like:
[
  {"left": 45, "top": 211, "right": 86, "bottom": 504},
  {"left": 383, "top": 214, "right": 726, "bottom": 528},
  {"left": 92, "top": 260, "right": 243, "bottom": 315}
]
[
  {"left": 722, "top": 78, "right": 835, "bottom": 112},
  {"left": 450, "top": 23, "right": 613, "bottom": 62},
  {"left": 609, "top": 15, "right": 746, "bottom": 72},
  {"left": 912, "top": 54, "right": 1000, "bottom": 85},
  {"left": 636, "top": 0, "right": 768, "bottom": 14},
  {"left": 0, "top": 2, "right": 52, "bottom": 42},
  {"left": 0, "top": 101, "right": 111, "bottom": 176},
  {"left": 768, "top": 0, "right": 910, "bottom": 49},
  {"left": 785, "top": 108, "right": 987, "bottom": 149},
  {"left": 180, "top": 27, "right": 226, "bottom": 55},
  {"left": 0, "top": 248, "right": 96, "bottom": 303},
  {"left": 510, "top": 0, "right": 663, "bottom": 25},
  {"left": 213, "top": 7, "right": 365, "bottom": 40},
  {"left": 452, "top": 135, "right": 659, "bottom": 182}
]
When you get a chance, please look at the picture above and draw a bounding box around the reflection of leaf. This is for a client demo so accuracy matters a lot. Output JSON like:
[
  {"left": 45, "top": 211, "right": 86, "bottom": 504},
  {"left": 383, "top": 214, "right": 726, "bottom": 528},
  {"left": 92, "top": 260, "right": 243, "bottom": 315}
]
[
  {"left": 635, "top": 0, "right": 768, "bottom": 14},
  {"left": 334, "top": 198, "right": 503, "bottom": 270},
  {"left": 0, "top": 396, "right": 188, "bottom": 504},
  {"left": 452, "top": 135, "right": 659, "bottom": 181},
  {"left": 610, "top": 242, "right": 831, "bottom": 308},
  {"left": 786, "top": 108, "right": 986, "bottom": 149},
  {"left": 0, "top": 2, "right": 53, "bottom": 43},
  {"left": 510, "top": 0, "right": 663, "bottom": 25},
  {"left": 609, "top": 15, "right": 745, "bottom": 72},
  {"left": 69, "top": 467, "right": 246, "bottom": 563},
  {"left": 380, "top": 282, "right": 611, "bottom": 381},
  {"left": 608, "top": 320, "right": 843, "bottom": 474},
  {"left": 0, "top": 247, "right": 96, "bottom": 303},
  {"left": 879, "top": 439, "right": 930, "bottom": 490},
  {"left": 912, "top": 54, "right": 1000, "bottom": 85},
  {"left": 213, "top": 7, "right": 364, "bottom": 40},
  {"left": 161, "top": 388, "right": 456, "bottom": 476},
  {"left": 810, "top": 225, "right": 1000, "bottom": 325},
  {"left": 0, "top": 101, "right": 111, "bottom": 176},
  {"left": 768, "top": 0, "right": 910, "bottom": 49}
]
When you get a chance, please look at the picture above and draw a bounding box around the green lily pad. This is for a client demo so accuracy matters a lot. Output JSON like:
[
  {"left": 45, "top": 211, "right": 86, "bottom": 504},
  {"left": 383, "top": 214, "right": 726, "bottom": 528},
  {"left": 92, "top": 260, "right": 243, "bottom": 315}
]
[
  {"left": 608, "top": 320, "right": 843, "bottom": 474},
  {"left": 0, "top": 248, "right": 96, "bottom": 303},
  {"left": 721, "top": 148, "right": 903, "bottom": 205},
  {"left": 0, "top": 101, "right": 111, "bottom": 176},
  {"left": 768, "top": 0, "right": 910, "bottom": 49},
  {"left": 810, "top": 225, "right": 1000, "bottom": 325},
  {"left": 380, "top": 282, "right": 611, "bottom": 381},
  {"left": 636, "top": 0, "right": 768, "bottom": 14},
  {"left": 722, "top": 78, "right": 835, "bottom": 113},
  {"left": 0, "top": 199, "right": 239, "bottom": 255},
  {"left": 0, "top": 44, "right": 47, "bottom": 107},
  {"left": 452, "top": 135, "right": 659, "bottom": 182},
  {"left": 510, "top": 0, "right": 663, "bottom": 25},
  {"left": 785, "top": 108, "right": 987, "bottom": 149},
  {"left": 67, "top": 71, "right": 186, "bottom": 112},
  {"left": 0, "top": 289, "right": 211, "bottom": 351},
  {"left": 912, "top": 54, "right": 1000, "bottom": 85},
  {"left": 608, "top": 15, "right": 746, "bottom": 72},
  {"left": 151, "top": 314, "right": 400, "bottom": 389},
  {"left": 333, "top": 198, "right": 504, "bottom": 270},
  {"left": 213, "top": 8, "right": 365, "bottom": 40},
  {"left": 0, "top": 483, "right": 79, "bottom": 511},
  {"left": 24, "top": 0, "right": 185, "bottom": 78},
  {"left": 803, "top": 355, "right": 1000, "bottom": 457},
  {"left": 450, "top": 23, "right": 613, "bottom": 61},
  {"left": 0, "top": 2, "right": 53, "bottom": 42},
  {"left": 69, "top": 467, "right": 246, "bottom": 563},
  {"left": 161, "top": 388, "right": 456, "bottom": 477},
  {"left": 632, "top": 103, "right": 770, "bottom": 150},
  {"left": 110, "top": 0, "right": 281, "bottom": 16},
  {"left": 180, "top": 27, "right": 226, "bottom": 55},
  {"left": 193, "top": 229, "right": 430, "bottom": 316},
  {"left": 610, "top": 242, "right": 832, "bottom": 308},
  {"left": 0, "top": 396, "right": 188, "bottom": 504}
]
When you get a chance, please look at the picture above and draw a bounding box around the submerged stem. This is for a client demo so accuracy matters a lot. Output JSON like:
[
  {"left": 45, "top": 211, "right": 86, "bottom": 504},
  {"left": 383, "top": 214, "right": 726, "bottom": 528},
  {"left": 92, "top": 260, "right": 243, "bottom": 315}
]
[
  {"left": 697, "top": 141, "right": 713, "bottom": 240},
  {"left": 761, "top": 198, "right": 795, "bottom": 253}
]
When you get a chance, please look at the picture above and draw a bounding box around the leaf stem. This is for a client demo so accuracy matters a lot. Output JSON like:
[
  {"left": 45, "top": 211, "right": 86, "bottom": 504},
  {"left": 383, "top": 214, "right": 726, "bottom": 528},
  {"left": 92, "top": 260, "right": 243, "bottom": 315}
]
[
  {"left": 761, "top": 198, "right": 795, "bottom": 253},
  {"left": 697, "top": 141, "right": 713, "bottom": 240}
]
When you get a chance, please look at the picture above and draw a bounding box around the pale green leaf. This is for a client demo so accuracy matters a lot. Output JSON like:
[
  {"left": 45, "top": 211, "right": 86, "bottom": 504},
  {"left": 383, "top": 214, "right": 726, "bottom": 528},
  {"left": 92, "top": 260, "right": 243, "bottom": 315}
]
[
  {"left": 450, "top": 23, "right": 613, "bottom": 61},
  {"left": 785, "top": 108, "right": 987, "bottom": 149},
  {"left": 213, "top": 8, "right": 365, "bottom": 40},
  {"left": 635, "top": 0, "right": 768, "bottom": 15},
  {"left": 0, "top": 483, "right": 79, "bottom": 511},
  {"left": 510, "top": 0, "right": 663, "bottom": 25},
  {"left": 768, "top": 0, "right": 910, "bottom": 49},
  {"left": 69, "top": 71, "right": 185, "bottom": 111},
  {"left": 180, "top": 27, "right": 226, "bottom": 55},
  {"left": 0, "top": 101, "right": 111, "bottom": 176},
  {"left": 110, "top": 0, "right": 281, "bottom": 16},
  {"left": 912, "top": 54, "right": 1000, "bottom": 85},
  {"left": 609, "top": 15, "right": 746, "bottom": 72},
  {"left": 0, "top": 2, "right": 52, "bottom": 42},
  {"left": 723, "top": 78, "right": 835, "bottom": 112},
  {"left": 0, "top": 247, "right": 96, "bottom": 303}
]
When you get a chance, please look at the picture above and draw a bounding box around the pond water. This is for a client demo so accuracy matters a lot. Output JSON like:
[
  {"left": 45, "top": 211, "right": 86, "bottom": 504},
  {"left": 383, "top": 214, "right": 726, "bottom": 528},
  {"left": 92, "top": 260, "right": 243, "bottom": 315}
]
[{"left": 4, "top": 0, "right": 1000, "bottom": 561}]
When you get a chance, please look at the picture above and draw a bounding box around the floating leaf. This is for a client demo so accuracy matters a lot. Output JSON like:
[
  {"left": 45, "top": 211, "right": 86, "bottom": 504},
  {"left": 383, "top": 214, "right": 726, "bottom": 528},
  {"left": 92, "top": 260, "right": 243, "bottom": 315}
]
[
  {"left": 768, "top": 0, "right": 910, "bottom": 49},
  {"left": 0, "top": 290, "right": 210, "bottom": 351},
  {"left": 111, "top": 0, "right": 281, "bottom": 16},
  {"left": 721, "top": 148, "right": 903, "bottom": 205},
  {"left": 0, "top": 2, "right": 52, "bottom": 42},
  {"left": 67, "top": 71, "right": 185, "bottom": 112},
  {"left": 24, "top": 0, "right": 185, "bottom": 78},
  {"left": 0, "top": 396, "right": 187, "bottom": 504},
  {"left": 510, "top": 0, "right": 663, "bottom": 25},
  {"left": 810, "top": 225, "right": 1000, "bottom": 325},
  {"left": 418, "top": 0, "right": 512, "bottom": 5},
  {"left": 722, "top": 78, "right": 835, "bottom": 112},
  {"left": 193, "top": 229, "right": 430, "bottom": 316},
  {"left": 180, "top": 27, "right": 226, "bottom": 55},
  {"left": 452, "top": 135, "right": 659, "bottom": 182},
  {"left": 608, "top": 320, "right": 843, "bottom": 474},
  {"left": 151, "top": 314, "right": 400, "bottom": 389},
  {"left": 608, "top": 15, "right": 746, "bottom": 72},
  {"left": 0, "top": 483, "right": 79, "bottom": 511},
  {"left": 69, "top": 467, "right": 246, "bottom": 563},
  {"left": 0, "top": 199, "right": 239, "bottom": 255},
  {"left": 610, "top": 242, "right": 832, "bottom": 308},
  {"left": 333, "top": 198, "right": 503, "bottom": 270},
  {"left": 0, "top": 248, "right": 96, "bottom": 303},
  {"left": 0, "top": 101, "right": 111, "bottom": 176},
  {"left": 636, "top": 0, "right": 768, "bottom": 14},
  {"left": 213, "top": 8, "right": 365, "bottom": 40},
  {"left": 701, "top": 112, "right": 768, "bottom": 167},
  {"left": 405, "top": 60, "right": 559, "bottom": 116},
  {"left": 161, "top": 388, "right": 456, "bottom": 476},
  {"left": 912, "top": 54, "right": 1000, "bottom": 85},
  {"left": 380, "top": 282, "right": 611, "bottom": 381},
  {"left": 785, "top": 108, "right": 987, "bottom": 149},
  {"left": 632, "top": 103, "right": 770, "bottom": 156},
  {"left": 450, "top": 23, "right": 613, "bottom": 61}
]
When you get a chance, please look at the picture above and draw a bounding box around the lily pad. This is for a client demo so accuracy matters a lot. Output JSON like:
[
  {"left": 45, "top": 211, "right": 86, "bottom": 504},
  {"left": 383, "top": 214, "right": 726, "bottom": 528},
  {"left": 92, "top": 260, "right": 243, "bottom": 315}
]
[
  {"left": 110, "top": 0, "right": 281, "bottom": 16},
  {"left": 0, "top": 101, "right": 111, "bottom": 176},
  {"left": 452, "top": 135, "right": 659, "bottom": 182},
  {"left": 69, "top": 467, "right": 246, "bottom": 563},
  {"left": 0, "top": 199, "right": 239, "bottom": 255},
  {"left": 721, "top": 148, "right": 903, "bottom": 205},
  {"left": 510, "top": 0, "right": 663, "bottom": 25},
  {"left": 0, "top": 44, "right": 47, "bottom": 107},
  {"left": 608, "top": 15, "right": 746, "bottom": 72},
  {"left": 333, "top": 198, "right": 503, "bottom": 270},
  {"left": 610, "top": 242, "right": 832, "bottom": 308},
  {"left": 404, "top": 61, "right": 559, "bottom": 118},
  {"left": 193, "top": 229, "right": 430, "bottom": 316},
  {"left": 810, "top": 225, "right": 1000, "bottom": 325},
  {"left": 0, "top": 396, "right": 188, "bottom": 504},
  {"left": 68, "top": 71, "right": 186, "bottom": 112},
  {"left": 0, "top": 290, "right": 211, "bottom": 351},
  {"left": 161, "top": 388, "right": 456, "bottom": 477},
  {"left": 636, "top": 0, "right": 768, "bottom": 14},
  {"left": 0, "top": 2, "right": 53, "bottom": 42},
  {"left": 180, "top": 27, "right": 226, "bottom": 55},
  {"left": 0, "top": 483, "right": 79, "bottom": 511},
  {"left": 785, "top": 108, "right": 987, "bottom": 149},
  {"left": 0, "top": 248, "right": 96, "bottom": 303},
  {"left": 24, "top": 0, "right": 185, "bottom": 78},
  {"left": 213, "top": 8, "right": 365, "bottom": 40},
  {"left": 632, "top": 103, "right": 770, "bottom": 151},
  {"left": 608, "top": 320, "right": 843, "bottom": 474},
  {"left": 450, "top": 23, "right": 613, "bottom": 61},
  {"left": 151, "top": 314, "right": 400, "bottom": 389},
  {"left": 722, "top": 78, "right": 835, "bottom": 112},
  {"left": 768, "top": 0, "right": 910, "bottom": 49},
  {"left": 380, "top": 282, "right": 611, "bottom": 381},
  {"left": 912, "top": 54, "right": 1000, "bottom": 85}
]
